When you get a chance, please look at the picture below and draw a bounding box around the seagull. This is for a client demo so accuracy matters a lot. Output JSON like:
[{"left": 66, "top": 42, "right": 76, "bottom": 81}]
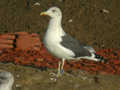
[
  {"left": 0, "top": 70, "right": 14, "bottom": 90},
  {"left": 40, "top": 7, "right": 105, "bottom": 77}
]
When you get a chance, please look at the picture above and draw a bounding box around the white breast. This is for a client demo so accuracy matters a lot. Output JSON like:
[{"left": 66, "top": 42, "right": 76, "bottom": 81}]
[{"left": 43, "top": 26, "right": 74, "bottom": 59}]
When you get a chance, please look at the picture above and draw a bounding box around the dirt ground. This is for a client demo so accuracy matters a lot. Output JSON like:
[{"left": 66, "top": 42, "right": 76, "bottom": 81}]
[{"left": 0, "top": 0, "right": 120, "bottom": 90}]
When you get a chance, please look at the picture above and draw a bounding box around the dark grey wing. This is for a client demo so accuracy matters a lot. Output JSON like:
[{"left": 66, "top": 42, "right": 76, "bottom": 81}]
[{"left": 60, "top": 34, "right": 92, "bottom": 58}]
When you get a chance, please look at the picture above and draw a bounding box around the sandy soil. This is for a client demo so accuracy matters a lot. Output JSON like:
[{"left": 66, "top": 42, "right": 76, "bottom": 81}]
[
  {"left": 1, "top": 63, "right": 120, "bottom": 90},
  {"left": 0, "top": 0, "right": 120, "bottom": 90}
]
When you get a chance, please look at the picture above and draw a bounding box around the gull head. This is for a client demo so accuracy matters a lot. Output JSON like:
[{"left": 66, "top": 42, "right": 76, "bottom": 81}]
[
  {"left": 40, "top": 7, "right": 62, "bottom": 19},
  {"left": 0, "top": 70, "right": 14, "bottom": 89}
]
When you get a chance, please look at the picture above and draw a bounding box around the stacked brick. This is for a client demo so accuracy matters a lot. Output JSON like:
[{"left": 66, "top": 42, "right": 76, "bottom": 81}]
[{"left": 0, "top": 32, "right": 120, "bottom": 75}]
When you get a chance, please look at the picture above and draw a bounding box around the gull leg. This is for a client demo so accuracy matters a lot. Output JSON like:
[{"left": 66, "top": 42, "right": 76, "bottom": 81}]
[
  {"left": 49, "top": 61, "right": 62, "bottom": 77},
  {"left": 49, "top": 60, "right": 64, "bottom": 78},
  {"left": 57, "top": 61, "right": 62, "bottom": 77},
  {"left": 61, "top": 59, "right": 65, "bottom": 74}
]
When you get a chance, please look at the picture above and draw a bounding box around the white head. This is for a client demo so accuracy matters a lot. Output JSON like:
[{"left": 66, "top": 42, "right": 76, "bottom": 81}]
[
  {"left": 40, "top": 7, "right": 62, "bottom": 19},
  {"left": 0, "top": 70, "right": 14, "bottom": 90}
]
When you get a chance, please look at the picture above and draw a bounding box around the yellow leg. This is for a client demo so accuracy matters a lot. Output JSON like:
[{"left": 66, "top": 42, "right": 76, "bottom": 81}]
[
  {"left": 57, "top": 61, "right": 61, "bottom": 77},
  {"left": 61, "top": 59, "right": 65, "bottom": 73},
  {"left": 51, "top": 59, "right": 65, "bottom": 77}
]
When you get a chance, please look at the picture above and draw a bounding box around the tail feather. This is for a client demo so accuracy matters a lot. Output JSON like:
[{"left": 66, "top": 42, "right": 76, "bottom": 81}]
[{"left": 94, "top": 53, "right": 107, "bottom": 63}]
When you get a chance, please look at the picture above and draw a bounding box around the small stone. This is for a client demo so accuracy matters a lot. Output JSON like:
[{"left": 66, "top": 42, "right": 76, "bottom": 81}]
[
  {"left": 100, "top": 9, "right": 110, "bottom": 14},
  {"left": 15, "top": 84, "right": 22, "bottom": 90},
  {"left": 16, "top": 74, "right": 20, "bottom": 78},
  {"left": 34, "top": 2, "right": 40, "bottom": 6},
  {"left": 15, "top": 84, "right": 22, "bottom": 88},
  {"left": 50, "top": 77, "right": 57, "bottom": 82},
  {"left": 58, "top": 0, "right": 63, "bottom": 2},
  {"left": 68, "top": 19, "right": 73, "bottom": 23}
]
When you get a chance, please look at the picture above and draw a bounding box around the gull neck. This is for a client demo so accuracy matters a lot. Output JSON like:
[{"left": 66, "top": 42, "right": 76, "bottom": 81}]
[{"left": 49, "top": 16, "right": 62, "bottom": 28}]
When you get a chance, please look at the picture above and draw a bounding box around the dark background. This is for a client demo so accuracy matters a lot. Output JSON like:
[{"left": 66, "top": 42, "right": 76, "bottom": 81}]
[{"left": 0, "top": 0, "right": 120, "bottom": 50}]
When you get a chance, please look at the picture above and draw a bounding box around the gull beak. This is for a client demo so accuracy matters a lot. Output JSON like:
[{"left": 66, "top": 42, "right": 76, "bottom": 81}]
[{"left": 40, "top": 12, "right": 47, "bottom": 16}]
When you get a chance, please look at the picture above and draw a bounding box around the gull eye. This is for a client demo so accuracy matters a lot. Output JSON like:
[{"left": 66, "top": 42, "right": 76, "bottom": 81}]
[{"left": 52, "top": 9, "right": 56, "bottom": 12}]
